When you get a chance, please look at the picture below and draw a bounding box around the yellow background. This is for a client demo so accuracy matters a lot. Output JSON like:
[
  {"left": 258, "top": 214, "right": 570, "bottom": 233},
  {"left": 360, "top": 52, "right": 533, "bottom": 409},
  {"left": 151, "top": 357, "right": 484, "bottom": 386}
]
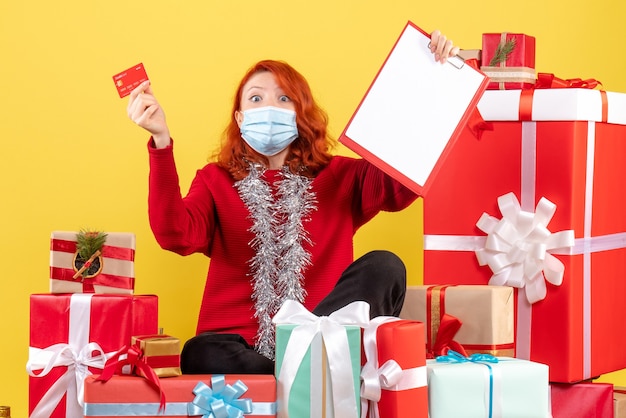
[{"left": 2, "top": 0, "right": 625, "bottom": 415}]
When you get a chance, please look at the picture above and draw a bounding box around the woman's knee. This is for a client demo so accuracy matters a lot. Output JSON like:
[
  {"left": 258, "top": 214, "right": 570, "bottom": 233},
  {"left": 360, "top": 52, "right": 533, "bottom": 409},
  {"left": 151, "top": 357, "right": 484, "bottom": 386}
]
[{"left": 360, "top": 250, "right": 407, "bottom": 286}]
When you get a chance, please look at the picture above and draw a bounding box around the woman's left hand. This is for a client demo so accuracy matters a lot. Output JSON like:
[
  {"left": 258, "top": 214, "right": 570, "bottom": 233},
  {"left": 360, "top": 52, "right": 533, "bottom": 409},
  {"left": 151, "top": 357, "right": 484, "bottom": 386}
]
[{"left": 430, "top": 30, "right": 460, "bottom": 64}]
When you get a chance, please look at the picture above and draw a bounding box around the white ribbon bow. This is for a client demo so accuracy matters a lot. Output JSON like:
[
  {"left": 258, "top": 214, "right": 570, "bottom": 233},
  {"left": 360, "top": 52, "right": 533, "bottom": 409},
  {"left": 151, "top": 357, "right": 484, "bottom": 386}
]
[
  {"left": 475, "top": 192, "right": 575, "bottom": 304},
  {"left": 360, "top": 316, "right": 427, "bottom": 418},
  {"left": 272, "top": 300, "right": 370, "bottom": 418},
  {"left": 26, "top": 342, "right": 111, "bottom": 418}
]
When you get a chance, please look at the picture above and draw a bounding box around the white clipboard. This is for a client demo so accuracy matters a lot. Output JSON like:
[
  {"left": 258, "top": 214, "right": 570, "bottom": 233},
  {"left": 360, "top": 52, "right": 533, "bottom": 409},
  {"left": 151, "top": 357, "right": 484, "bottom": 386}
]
[{"left": 339, "top": 21, "right": 489, "bottom": 196}]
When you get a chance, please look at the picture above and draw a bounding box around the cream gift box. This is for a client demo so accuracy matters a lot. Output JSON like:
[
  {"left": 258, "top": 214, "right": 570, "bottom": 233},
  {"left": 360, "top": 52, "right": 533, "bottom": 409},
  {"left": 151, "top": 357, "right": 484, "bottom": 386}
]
[{"left": 400, "top": 284, "right": 514, "bottom": 357}]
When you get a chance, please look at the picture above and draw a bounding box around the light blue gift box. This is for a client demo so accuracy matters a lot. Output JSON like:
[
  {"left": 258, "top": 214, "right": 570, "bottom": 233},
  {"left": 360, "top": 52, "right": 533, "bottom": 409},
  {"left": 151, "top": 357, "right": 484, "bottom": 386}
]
[
  {"left": 426, "top": 355, "right": 551, "bottom": 418},
  {"left": 274, "top": 324, "right": 361, "bottom": 418}
]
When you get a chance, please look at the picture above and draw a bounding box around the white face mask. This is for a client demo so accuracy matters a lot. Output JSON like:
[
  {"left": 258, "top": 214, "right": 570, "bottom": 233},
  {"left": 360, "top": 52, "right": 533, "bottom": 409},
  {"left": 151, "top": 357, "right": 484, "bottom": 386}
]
[{"left": 239, "top": 106, "right": 299, "bottom": 156}]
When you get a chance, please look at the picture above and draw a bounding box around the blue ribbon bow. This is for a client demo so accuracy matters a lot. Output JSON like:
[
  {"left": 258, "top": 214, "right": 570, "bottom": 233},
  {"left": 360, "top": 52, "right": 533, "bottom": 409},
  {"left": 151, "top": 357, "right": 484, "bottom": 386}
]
[
  {"left": 436, "top": 350, "right": 499, "bottom": 365},
  {"left": 436, "top": 350, "right": 499, "bottom": 418},
  {"left": 188, "top": 375, "right": 254, "bottom": 418}
]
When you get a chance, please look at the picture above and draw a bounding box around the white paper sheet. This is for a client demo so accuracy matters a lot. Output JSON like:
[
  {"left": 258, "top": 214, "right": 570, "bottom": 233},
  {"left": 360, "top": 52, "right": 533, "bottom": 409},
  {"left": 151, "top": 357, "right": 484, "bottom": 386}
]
[{"left": 340, "top": 21, "right": 488, "bottom": 195}]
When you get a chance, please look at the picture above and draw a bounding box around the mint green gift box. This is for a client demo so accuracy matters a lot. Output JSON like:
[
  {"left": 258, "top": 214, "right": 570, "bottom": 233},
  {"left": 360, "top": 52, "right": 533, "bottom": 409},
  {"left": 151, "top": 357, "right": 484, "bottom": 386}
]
[{"left": 274, "top": 324, "right": 361, "bottom": 418}]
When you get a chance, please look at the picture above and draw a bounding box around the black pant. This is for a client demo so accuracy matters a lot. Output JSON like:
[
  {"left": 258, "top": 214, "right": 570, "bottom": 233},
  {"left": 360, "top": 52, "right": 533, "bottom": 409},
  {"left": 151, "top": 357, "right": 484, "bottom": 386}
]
[{"left": 180, "top": 250, "right": 407, "bottom": 374}]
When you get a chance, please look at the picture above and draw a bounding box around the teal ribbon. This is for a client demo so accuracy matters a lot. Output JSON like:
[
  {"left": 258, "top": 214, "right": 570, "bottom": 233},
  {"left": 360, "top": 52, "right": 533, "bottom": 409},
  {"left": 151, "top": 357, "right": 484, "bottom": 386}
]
[
  {"left": 436, "top": 350, "right": 499, "bottom": 418},
  {"left": 187, "top": 375, "right": 254, "bottom": 418}
]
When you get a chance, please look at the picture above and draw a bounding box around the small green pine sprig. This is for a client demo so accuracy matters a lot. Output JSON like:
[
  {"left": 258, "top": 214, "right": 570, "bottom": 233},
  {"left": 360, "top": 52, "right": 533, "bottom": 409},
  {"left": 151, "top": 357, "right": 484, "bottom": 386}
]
[
  {"left": 489, "top": 37, "right": 517, "bottom": 66},
  {"left": 76, "top": 229, "right": 108, "bottom": 260}
]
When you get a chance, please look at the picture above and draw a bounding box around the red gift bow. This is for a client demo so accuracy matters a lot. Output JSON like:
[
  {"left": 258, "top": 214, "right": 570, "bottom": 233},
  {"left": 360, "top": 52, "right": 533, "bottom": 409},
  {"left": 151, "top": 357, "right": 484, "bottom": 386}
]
[
  {"left": 468, "top": 107, "right": 494, "bottom": 140},
  {"left": 426, "top": 285, "right": 469, "bottom": 359},
  {"left": 96, "top": 344, "right": 166, "bottom": 412},
  {"left": 427, "top": 313, "right": 469, "bottom": 359},
  {"left": 518, "top": 74, "right": 608, "bottom": 122},
  {"left": 535, "top": 73, "right": 602, "bottom": 90}
]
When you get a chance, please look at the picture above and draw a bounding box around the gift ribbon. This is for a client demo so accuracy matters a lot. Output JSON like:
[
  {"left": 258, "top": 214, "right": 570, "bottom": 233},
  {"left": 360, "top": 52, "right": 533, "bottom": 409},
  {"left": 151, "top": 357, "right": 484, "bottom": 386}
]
[
  {"left": 426, "top": 285, "right": 468, "bottom": 359},
  {"left": 518, "top": 73, "right": 607, "bottom": 123},
  {"left": 188, "top": 376, "right": 254, "bottom": 418},
  {"left": 535, "top": 73, "right": 602, "bottom": 90},
  {"left": 467, "top": 108, "right": 494, "bottom": 140},
  {"left": 51, "top": 238, "right": 136, "bottom": 261},
  {"left": 26, "top": 294, "right": 115, "bottom": 417},
  {"left": 49, "top": 267, "right": 135, "bottom": 292},
  {"left": 96, "top": 343, "right": 167, "bottom": 412},
  {"left": 84, "top": 401, "right": 277, "bottom": 416},
  {"left": 360, "top": 316, "right": 427, "bottom": 418},
  {"left": 272, "top": 300, "right": 369, "bottom": 418},
  {"left": 475, "top": 192, "right": 575, "bottom": 304},
  {"left": 436, "top": 350, "right": 502, "bottom": 418}
]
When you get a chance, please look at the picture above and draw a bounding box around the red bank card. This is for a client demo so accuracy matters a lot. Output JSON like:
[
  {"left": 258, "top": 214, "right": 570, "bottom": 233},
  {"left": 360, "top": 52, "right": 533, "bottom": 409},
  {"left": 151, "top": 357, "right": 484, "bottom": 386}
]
[{"left": 112, "top": 63, "right": 149, "bottom": 98}]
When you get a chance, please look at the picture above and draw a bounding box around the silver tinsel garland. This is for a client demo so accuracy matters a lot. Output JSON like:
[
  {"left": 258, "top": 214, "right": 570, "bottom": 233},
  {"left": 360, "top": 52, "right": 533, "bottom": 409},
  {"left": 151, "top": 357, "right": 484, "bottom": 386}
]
[{"left": 234, "top": 164, "right": 317, "bottom": 359}]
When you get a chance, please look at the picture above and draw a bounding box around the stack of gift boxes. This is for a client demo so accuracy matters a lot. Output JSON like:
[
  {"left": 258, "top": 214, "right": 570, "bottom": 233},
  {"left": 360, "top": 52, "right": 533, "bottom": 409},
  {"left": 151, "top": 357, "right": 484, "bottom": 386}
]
[
  {"left": 418, "top": 31, "right": 626, "bottom": 418},
  {"left": 25, "top": 25, "right": 626, "bottom": 418},
  {"left": 27, "top": 231, "right": 277, "bottom": 417}
]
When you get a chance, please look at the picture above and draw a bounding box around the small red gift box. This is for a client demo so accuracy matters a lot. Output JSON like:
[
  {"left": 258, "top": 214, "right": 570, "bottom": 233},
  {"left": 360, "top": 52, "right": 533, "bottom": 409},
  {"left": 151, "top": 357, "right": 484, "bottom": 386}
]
[
  {"left": 83, "top": 374, "right": 277, "bottom": 417},
  {"left": 361, "top": 318, "right": 428, "bottom": 418},
  {"left": 481, "top": 33, "right": 536, "bottom": 90},
  {"left": 551, "top": 382, "right": 614, "bottom": 418},
  {"left": 423, "top": 88, "right": 626, "bottom": 382},
  {"left": 49, "top": 231, "right": 136, "bottom": 294},
  {"left": 27, "top": 293, "right": 158, "bottom": 417}
]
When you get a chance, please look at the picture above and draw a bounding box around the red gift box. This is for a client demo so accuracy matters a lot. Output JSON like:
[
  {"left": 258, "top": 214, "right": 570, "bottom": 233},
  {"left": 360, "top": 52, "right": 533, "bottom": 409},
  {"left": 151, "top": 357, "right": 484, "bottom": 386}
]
[
  {"left": 423, "top": 88, "right": 626, "bottom": 382},
  {"left": 50, "top": 231, "right": 136, "bottom": 294},
  {"left": 551, "top": 382, "right": 614, "bottom": 418},
  {"left": 481, "top": 33, "right": 536, "bottom": 90},
  {"left": 83, "top": 374, "right": 276, "bottom": 417},
  {"left": 27, "top": 293, "right": 158, "bottom": 417},
  {"left": 361, "top": 318, "right": 428, "bottom": 418}
]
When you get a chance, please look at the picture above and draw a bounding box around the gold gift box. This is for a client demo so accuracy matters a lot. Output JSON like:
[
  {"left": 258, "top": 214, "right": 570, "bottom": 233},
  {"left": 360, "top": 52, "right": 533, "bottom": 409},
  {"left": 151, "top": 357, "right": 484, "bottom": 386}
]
[{"left": 131, "top": 334, "right": 182, "bottom": 378}]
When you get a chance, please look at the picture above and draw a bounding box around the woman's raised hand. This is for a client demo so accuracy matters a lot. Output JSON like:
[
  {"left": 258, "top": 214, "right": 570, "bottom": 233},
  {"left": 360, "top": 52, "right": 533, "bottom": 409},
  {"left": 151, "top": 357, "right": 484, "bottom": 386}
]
[
  {"left": 127, "top": 81, "right": 171, "bottom": 149},
  {"left": 430, "top": 30, "right": 460, "bottom": 64}
]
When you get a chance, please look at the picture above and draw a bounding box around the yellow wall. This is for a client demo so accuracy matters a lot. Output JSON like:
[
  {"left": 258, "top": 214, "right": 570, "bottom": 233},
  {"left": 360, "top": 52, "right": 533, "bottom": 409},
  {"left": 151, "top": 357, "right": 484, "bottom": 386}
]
[{"left": 1, "top": 0, "right": 625, "bottom": 415}]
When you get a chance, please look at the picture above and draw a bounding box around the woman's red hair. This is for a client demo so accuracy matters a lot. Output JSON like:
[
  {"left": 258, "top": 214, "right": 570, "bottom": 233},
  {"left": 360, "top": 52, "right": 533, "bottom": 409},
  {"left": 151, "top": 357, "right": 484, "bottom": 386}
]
[{"left": 214, "top": 60, "right": 335, "bottom": 180}]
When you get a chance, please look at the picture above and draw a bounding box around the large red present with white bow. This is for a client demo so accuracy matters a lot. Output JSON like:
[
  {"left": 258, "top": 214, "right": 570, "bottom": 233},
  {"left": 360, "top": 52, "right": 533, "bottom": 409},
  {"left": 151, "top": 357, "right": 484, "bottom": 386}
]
[
  {"left": 49, "top": 231, "right": 136, "bottom": 294},
  {"left": 423, "top": 87, "right": 626, "bottom": 382},
  {"left": 27, "top": 293, "right": 158, "bottom": 417}
]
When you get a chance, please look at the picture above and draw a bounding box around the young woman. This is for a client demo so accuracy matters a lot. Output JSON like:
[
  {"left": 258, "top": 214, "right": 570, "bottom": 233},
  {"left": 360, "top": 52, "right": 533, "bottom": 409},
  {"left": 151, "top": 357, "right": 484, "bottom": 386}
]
[{"left": 127, "top": 30, "right": 459, "bottom": 374}]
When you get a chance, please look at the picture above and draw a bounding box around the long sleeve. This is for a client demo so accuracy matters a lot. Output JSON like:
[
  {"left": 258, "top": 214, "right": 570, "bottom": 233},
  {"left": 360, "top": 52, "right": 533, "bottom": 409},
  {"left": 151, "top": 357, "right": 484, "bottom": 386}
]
[
  {"left": 326, "top": 156, "right": 420, "bottom": 230},
  {"left": 147, "top": 139, "right": 216, "bottom": 256}
]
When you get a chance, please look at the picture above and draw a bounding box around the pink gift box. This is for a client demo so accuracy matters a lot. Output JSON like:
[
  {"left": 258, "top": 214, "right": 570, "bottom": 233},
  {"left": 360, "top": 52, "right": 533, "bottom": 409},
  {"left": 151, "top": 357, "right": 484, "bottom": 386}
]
[
  {"left": 27, "top": 293, "right": 158, "bottom": 417},
  {"left": 423, "top": 88, "right": 626, "bottom": 382}
]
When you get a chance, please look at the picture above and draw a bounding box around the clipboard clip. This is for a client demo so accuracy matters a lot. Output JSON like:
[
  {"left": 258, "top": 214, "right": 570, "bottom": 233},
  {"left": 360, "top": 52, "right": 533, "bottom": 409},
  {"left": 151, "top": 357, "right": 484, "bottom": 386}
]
[{"left": 427, "top": 42, "right": 465, "bottom": 69}]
